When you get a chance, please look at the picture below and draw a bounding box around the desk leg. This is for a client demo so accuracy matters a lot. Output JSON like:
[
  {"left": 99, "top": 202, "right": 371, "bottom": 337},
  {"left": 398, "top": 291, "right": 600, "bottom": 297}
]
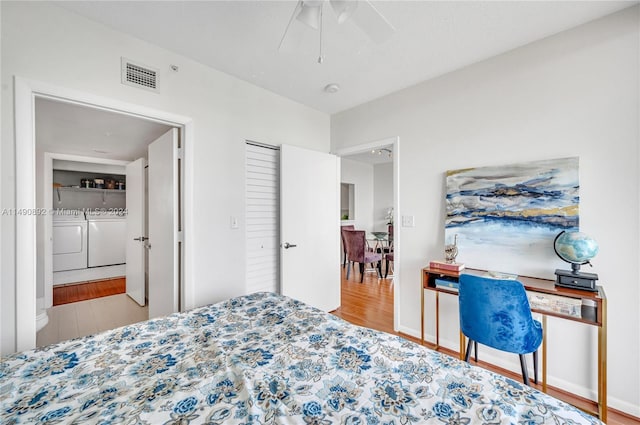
[
  {"left": 435, "top": 291, "right": 440, "bottom": 349},
  {"left": 599, "top": 298, "right": 607, "bottom": 422},
  {"left": 542, "top": 315, "right": 547, "bottom": 393},
  {"left": 421, "top": 284, "right": 425, "bottom": 345}
]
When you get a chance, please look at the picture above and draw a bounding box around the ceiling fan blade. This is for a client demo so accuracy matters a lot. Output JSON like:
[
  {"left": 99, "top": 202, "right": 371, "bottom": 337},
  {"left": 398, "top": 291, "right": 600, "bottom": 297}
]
[
  {"left": 296, "top": 1, "right": 322, "bottom": 29},
  {"left": 330, "top": 0, "right": 358, "bottom": 24},
  {"left": 278, "top": 1, "right": 304, "bottom": 51},
  {"left": 348, "top": 0, "right": 396, "bottom": 43}
]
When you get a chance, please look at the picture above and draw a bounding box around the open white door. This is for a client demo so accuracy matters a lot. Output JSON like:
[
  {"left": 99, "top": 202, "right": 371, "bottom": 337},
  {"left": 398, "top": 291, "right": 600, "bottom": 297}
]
[
  {"left": 148, "top": 128, "right": 180, "bottom": 319},
  {"left": 125, "top": 158, "right": 146, "bottom": 306},
  {"left": 280, "top": 144, "right": 340, "bottom": 311}
]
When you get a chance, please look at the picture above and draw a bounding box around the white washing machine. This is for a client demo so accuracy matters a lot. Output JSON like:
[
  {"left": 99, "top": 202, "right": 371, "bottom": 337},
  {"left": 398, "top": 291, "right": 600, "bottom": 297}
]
[
  {"left": 87, "top": 211, "right": 127, "bottom": 267},
  {"left": 52, "top": 209, "right": 88, "bottom": 272}
]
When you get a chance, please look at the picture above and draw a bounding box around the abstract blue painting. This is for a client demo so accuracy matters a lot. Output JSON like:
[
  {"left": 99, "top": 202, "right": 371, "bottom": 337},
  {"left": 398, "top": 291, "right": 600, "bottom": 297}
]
[{"left": 444, "top": 157, "right": 579, "bottom": 278}]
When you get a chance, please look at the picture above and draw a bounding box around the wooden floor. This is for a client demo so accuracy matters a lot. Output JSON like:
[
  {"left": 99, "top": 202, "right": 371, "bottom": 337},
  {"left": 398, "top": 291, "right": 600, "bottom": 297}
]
[
  {"left": 53, "top": 277, "right": 126, "bottom": 306},
  {"left": 332, "top": 267, "right": 395, "bottom": 334},
  {"left": 331, "top": 266, "right": 639, "bottom": 425}
]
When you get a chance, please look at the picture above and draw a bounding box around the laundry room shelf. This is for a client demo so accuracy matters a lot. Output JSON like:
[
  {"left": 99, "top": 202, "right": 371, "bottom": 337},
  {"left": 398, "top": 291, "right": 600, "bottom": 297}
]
[
  {"left": 55, "top": 187, "right": 126, "bottom": 193},
  {"left": 55, "top": 186, "right": 126, "bottom": 204}
]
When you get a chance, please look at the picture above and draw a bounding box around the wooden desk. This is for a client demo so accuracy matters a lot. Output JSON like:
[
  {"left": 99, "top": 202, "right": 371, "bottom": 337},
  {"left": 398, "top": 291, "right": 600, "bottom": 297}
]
[{"left": 421, "top": 267, "right": 607, "bottom": 422}]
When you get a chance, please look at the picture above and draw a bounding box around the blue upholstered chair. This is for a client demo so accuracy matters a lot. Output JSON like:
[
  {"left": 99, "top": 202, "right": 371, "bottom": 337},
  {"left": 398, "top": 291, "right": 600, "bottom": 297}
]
[{"left": 458, "top": 273, "right": 543, "bottom": 386}]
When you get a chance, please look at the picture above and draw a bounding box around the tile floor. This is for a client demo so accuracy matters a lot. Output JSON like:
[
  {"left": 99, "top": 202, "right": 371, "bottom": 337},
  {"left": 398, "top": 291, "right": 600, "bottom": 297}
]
[{"left": 36, "top": 294, "right": 149, "bottom": 347}]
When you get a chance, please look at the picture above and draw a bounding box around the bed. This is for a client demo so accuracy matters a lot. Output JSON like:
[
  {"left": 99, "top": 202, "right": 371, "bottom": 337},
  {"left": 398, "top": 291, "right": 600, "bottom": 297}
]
[{"left": 1, "top": 292, "right": 601, "bottom": 424}]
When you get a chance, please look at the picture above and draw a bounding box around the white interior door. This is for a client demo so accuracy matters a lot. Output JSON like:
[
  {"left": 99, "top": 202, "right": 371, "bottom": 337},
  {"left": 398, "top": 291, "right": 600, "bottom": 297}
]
[
  {"left": 126, "top": 158, "right": 146, "bottom": 306},
  {"left": 280, "top": 144, "right": 340, "bottom": 311},
  {"left": 148, "top": 128, "right": 179, "bottom": 319}
]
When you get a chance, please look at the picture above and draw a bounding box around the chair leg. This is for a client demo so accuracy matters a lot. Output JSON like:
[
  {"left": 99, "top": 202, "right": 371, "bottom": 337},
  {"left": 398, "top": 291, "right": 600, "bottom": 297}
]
[
  {"left": 384, "top": 258, "right": 389, "bottom": 278},
  {"left": 342, "top": 249, "right": 347, "bottom": 268},
  {"left": 346, "top": 262, "right": 351, "bottom": 280},
  {"left": 376, "top": 261, "right": 382, "bottom": 278},
  {"left": 359, "top": 263, "right": 365, "bottom": 283},
  {"left": 533, "top": 350, "right": 539, "bottom": 385},
  {"left": 519, "top": 354, "right": 530, "bottom": 386},
  {"left": 474, "top": 341, "right": 478, "bottom": 363},
  {"left": 464, "top": 339, "right": 473, "bottom": 362}
]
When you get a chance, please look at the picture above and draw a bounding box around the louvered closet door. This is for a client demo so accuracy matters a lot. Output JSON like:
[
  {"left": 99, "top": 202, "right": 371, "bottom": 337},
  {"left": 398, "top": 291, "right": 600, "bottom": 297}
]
[{"left": 246, "top": 142, "right": 280, "bottom": 294}]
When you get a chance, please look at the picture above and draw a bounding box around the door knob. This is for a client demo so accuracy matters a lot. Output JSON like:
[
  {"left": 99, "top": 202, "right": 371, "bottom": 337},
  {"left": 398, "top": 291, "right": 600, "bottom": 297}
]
[
  {"left": 283, "top": 242, "right": 297, "bottom": 249},
  {"left": 134, "top": 236, "right": 149, "bottom": 241}
]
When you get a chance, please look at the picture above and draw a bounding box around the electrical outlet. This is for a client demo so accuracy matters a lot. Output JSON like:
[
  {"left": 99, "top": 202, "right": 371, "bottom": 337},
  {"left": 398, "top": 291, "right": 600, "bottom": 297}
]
[{"left": 402, "top": 215, "right": 415, "bottom": 227}]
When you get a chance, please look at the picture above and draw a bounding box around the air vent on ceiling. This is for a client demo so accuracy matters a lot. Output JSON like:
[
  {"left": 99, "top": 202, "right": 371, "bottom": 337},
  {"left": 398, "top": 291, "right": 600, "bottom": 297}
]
[{"left": 121, "top": 58, "right": 159, "bottom": 93}]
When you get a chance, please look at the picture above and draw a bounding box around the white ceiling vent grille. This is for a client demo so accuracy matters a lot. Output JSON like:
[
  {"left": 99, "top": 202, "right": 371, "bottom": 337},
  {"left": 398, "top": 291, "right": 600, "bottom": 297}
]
[{"left": 121, "top": 58, "right": 159, "bottom": 93}]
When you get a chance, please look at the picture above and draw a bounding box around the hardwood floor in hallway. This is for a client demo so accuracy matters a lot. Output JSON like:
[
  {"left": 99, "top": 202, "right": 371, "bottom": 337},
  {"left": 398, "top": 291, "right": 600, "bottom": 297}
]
[
  {"left": 331, "top": 265, "right": 639, "bottom": 425},
  {"left": 53, "top": 277, "right": 126, "bottom": 305}
]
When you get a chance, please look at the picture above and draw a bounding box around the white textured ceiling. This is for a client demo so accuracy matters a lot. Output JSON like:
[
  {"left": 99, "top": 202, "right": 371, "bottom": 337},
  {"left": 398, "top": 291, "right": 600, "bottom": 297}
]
[
  {"left": 54, "top": 0, "right": 636, "bottom": 114},
  {"left": 36, "top": 97, "right": 172, "bottom": 161}
]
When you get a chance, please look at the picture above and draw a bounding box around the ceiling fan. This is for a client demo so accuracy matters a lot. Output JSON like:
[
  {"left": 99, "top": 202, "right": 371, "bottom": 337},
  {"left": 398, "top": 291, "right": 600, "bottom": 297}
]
[{"left": 279, "top": 0, "right": 396, "bottom": 63}]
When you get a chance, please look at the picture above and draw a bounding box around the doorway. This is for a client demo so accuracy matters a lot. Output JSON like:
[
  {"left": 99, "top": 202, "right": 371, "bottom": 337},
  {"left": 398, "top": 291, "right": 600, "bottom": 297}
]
[
  {"left": 37, "top": 104, "right": 180, "bottom": 347},
  {"left": 334, "top": 137, "right": 400, "bottom": 331},
  {"left": 244, "top": 141, "right": 341, "bottom": 312},
  {"left": 14, "top": 77, "right": 193, "bottom": 351},
  {"left": 245, "top": 141, "right": 280, "bottom": 295},
  {"left": 41, "top": 151, "right": 136, "bottom": 309}
]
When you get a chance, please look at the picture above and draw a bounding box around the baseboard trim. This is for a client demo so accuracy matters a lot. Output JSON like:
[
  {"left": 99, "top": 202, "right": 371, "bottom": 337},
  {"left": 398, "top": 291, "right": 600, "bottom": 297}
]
[
  {"left": 396, "top": 325, "right": 420, "bottom": 339},
  {"left": 607, "top": 399, "right": 640, "bottom": 419}
]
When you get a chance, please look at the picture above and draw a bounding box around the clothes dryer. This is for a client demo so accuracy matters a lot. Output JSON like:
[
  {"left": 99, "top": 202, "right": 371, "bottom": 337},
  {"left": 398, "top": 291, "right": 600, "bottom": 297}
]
[
  {"left": 87, "top": 210, "right": 127, "bottom": 267},
  {"left": 52, "top": 209, "right": 88, "bottom": 272}
]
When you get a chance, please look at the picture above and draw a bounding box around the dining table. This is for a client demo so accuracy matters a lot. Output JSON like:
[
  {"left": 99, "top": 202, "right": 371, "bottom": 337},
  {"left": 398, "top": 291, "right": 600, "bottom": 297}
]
[{"left": 366, "top": 231, "right": 393, "bottom": 277}]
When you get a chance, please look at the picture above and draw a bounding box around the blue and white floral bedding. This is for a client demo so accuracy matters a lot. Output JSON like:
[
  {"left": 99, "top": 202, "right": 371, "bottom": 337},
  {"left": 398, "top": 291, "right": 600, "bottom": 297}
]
[{"left": 1, "top": 292, "right": 601, "bottom": 424}]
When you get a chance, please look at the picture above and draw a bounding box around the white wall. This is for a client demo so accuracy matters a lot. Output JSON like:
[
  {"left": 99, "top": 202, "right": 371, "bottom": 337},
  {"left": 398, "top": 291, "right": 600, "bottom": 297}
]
[
  {"left": 373, "top": 163, "right": 393, "bottom": 232},
  {"left": 1, "top": 2, "right": 329, "bottom": 353},
  {"left": 340, "top": 158, "right": 374, "bottom": 231},
  {"left": 332, "top": 6, "right": 639, "bottom": 416}
]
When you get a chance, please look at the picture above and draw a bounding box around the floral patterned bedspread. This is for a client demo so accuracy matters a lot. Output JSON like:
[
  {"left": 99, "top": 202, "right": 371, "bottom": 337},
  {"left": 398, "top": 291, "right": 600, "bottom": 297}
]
[{"left": 1, "top": 292, "right": 601, "bottom": 424}]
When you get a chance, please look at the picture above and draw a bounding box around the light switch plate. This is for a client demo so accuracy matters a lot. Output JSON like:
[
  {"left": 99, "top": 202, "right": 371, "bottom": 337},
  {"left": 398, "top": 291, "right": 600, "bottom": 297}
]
[
  {"left": 230, "top": 216, "right": 239, "bottom": 229},
  {"left": 402, "top": 215, "right": 415, "bottom": 227}
]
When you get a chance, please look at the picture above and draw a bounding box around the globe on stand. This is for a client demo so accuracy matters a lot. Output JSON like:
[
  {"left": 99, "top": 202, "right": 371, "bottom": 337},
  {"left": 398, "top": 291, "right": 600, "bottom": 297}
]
[{"left": 553, "top": 231, "right": 599, "bottom": 291}]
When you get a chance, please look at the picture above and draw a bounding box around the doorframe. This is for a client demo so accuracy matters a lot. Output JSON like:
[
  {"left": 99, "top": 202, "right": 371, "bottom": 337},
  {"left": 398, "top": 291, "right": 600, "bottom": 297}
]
[
  {"left": 333, "top": 136, "right": 400, "bottom": 331},
  {"left": 43, "top": 153, "right": 130, "bottom": 309},
  {"left": 14, "top": 76, "right": 194, "bottom": 351}
]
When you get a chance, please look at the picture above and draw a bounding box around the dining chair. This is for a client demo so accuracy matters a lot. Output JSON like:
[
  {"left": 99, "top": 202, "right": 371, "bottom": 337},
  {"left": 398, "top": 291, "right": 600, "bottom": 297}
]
[
  {"left": 340, "top": 225, "right": 355, "bottom": 268},
  {"left": 384, "top": 252, "right": 394, "bottom": 278},
  {"left": 344, "top": 230, "right": 382, "bottom": 282},
  {"left": 381, "top": 225, "right": 394, "bottom": 278},
  {"left": 458, "top": 273, "right": 543, "bottom": 386}
]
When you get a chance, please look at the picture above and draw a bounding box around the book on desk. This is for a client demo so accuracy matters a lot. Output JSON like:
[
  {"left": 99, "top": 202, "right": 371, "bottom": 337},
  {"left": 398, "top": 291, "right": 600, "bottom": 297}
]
[
  {"left": 429, "top": 260, "right": 465, "bottom": 273},
  {"left": 434, "top": 278, "right": 459, "bottom": 291}
]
